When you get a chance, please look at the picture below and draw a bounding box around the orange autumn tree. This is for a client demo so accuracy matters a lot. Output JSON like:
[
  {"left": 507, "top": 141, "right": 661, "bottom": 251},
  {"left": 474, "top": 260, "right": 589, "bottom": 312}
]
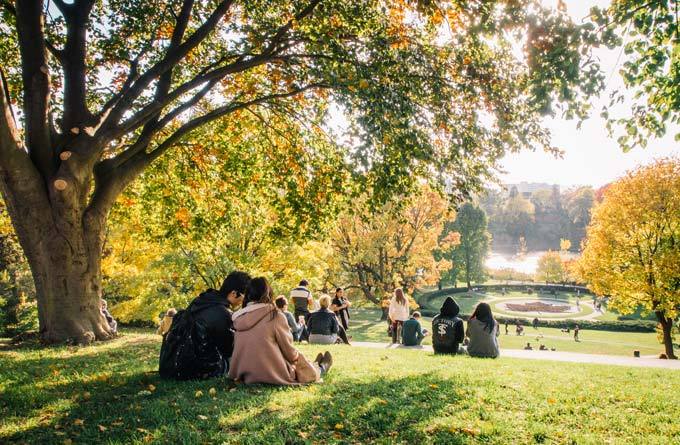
[
  {"left": 578, "top": 158, "right": 680, "bottom": 359},
  {"left": 332, "top": 187, "right": 458, "bottom": 304}
]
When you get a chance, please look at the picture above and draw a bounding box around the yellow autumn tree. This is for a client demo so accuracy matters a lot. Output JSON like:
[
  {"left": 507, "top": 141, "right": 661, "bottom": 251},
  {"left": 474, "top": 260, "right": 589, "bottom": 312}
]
[
  {"left": 578, "top": 158, "right": 680, "bottom": 358},
  {"left": 331, "top": 187, "right": 457, "bottom": 304}
]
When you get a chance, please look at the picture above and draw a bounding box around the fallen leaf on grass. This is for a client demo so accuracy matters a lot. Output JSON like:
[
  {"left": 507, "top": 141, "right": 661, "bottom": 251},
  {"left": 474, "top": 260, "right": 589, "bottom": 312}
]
[
  {"left": 198, "top": 415, "right": 208, "bottom": 421},
  {"left": 82, "top": 391, "right": 91, "bottom": 401},
  {"left": 429, "top": 384, "right": 439, "bottom": 389},
  {"left": 73, "top": 419, "right": 84, "bottom": 426},
  {"left": 98, "top": 425, "right": 107, "bottom": 432},
  {"left": 298, "top": 431, "right": 309, "bottom": 439},
  {"left": 547, "top": 398, "right": 556, "bottom": 404},
  {"left": 137, "top": 390, "right": 152, "bottom": 397},
  {"left": 334, "top": 423, "right": 344, "bottom": 430},
  {"left": 209, "top": 387, "right": 217, "bottom": 397},
  {"left": 147, "top": 384, "right": 156, "bottom": 392},
  {"left": 195, "top": 390, "right": 204, "bottom": 398},
  {"left": 111, "top": 421, "right": 124, "bottom": 427}
]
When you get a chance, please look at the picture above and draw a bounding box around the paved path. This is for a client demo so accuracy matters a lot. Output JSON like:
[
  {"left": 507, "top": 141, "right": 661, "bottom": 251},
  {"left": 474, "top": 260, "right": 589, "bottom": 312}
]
[{"left": 352, "top": 341, "right": 680, "bottom": 370}]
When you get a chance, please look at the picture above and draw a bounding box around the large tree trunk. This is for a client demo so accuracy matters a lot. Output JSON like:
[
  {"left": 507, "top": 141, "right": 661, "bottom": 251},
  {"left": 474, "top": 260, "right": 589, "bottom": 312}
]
[
  {"left": 657, "top": 312, "right": 677, "bottom": 359},
  {"left": 15, "top": 204, "right": 113, "bottom": 344}
]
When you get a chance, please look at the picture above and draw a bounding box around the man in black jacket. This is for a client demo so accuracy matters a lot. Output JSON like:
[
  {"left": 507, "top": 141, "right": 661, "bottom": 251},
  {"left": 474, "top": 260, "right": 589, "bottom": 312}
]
[
  {"left": 432, "top": 297, "right": 465, "bottom": 354},
  {"left": 190, "top": 271, "right": 252, "bottom": 366}
]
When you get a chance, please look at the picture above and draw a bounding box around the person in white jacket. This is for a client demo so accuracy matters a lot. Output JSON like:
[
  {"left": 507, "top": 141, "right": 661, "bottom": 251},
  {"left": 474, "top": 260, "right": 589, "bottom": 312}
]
[{"left": 388, "top": 288, "right": 410, "bottom": 344}]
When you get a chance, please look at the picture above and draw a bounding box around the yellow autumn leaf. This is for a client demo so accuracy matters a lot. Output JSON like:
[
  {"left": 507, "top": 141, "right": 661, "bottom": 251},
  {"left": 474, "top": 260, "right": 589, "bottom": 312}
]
[
  {"left": 195, "top": 390, "right": 203, "bottom": 398},
  {"left": 208, "top": 387, "right": 217, "bottom": 397},
  {"left": 334, "top": 423, "right": 344, "bottom": 430}
]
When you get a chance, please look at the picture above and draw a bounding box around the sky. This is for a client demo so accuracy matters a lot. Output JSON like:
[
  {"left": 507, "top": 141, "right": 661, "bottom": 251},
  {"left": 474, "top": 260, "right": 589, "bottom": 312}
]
[{"left": 499, "top": 0, "right": 680, "bottom": 188}]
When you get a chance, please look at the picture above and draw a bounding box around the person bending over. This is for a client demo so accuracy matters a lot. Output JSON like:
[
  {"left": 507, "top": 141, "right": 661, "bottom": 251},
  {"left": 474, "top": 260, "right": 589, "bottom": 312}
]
[
  {"left": 402, "top": 311, "right": 429, "bottom": 346},
  {"left": 229, "top": 277, "right": 332, "bottom": 385},
  {"left": 432, "top": 297, "right": 465, "bottom": 354},
  {"left": 466, "top": 302, "right": 500, "bottom": 358}
]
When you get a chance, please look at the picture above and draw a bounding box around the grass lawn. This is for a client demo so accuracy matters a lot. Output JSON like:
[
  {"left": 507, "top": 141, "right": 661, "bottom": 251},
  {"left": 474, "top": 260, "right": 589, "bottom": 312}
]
[
  {"left": 1, "top": 330, "right": 679, "bottom": 444},
  {"left": 349, "top": 309, "right": 665, "bottom": 357}
]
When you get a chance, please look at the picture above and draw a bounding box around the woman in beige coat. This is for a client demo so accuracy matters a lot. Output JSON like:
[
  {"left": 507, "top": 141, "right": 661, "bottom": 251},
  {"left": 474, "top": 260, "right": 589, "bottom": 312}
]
[{"left": 228, "top": 277, "right": 333, "bottom": 385}]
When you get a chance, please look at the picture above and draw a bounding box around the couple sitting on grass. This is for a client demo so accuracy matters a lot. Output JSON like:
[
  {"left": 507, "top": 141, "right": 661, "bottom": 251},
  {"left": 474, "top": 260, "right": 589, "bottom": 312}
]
[
  {"left": 431, "top": 297, "right": 500, "bottom": 358},
  {"left": 159, "top": 271, "right": 332, "bottom": 385}
]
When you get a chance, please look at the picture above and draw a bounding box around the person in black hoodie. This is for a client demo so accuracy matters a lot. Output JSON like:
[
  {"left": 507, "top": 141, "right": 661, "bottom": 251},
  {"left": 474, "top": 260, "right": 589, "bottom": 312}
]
[
  {"left": 431, "top": 297, "right": 465, "bottom": 355},
  {"left": 190, "top": 271, "right": 252, "bottom": 367}
]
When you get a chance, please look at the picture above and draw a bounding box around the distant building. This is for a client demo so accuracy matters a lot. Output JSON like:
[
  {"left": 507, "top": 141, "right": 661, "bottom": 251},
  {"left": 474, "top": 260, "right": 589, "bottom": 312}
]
[{"left": 504, "top": 182, "right": 556, "bottom": 197}]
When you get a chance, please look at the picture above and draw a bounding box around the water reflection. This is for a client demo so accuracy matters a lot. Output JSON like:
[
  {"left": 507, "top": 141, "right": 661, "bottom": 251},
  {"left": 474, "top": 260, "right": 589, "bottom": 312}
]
[{"left": 485, "top": 251, "right": 579, "bottom": 275}]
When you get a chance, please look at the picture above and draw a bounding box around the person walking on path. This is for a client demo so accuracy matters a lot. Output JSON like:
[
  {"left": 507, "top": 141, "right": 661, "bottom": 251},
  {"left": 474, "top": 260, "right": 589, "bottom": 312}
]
[
  {"left": 431, "top": 297, "right": 465, "bottom": 354},
  {"left": 574, "top": 324, "right": 580, "bottom": 342},
  {"left": 388, "top": 288, "right": 410, "bottom": 344},
  {"left": 466, "top": 302, "right": 500, "bottom": 358}
]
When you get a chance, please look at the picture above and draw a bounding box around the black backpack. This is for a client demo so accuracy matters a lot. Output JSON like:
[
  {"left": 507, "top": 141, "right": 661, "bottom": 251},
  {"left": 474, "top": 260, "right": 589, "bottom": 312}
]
[{"left": 159, "top": 304, "right": 226, "bottom": 380}]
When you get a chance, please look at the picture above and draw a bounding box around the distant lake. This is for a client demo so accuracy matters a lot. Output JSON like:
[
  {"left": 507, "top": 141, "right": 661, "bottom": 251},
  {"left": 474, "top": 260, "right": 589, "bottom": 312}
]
[{"left": 485, "top": 251, "right": 579, "bottom": 275}]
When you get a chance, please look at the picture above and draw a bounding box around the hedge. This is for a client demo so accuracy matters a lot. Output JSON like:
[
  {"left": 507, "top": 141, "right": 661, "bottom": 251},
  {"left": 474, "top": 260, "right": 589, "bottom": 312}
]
[{"left": 416, "top": 309, "right": 656, "bottom": 333}]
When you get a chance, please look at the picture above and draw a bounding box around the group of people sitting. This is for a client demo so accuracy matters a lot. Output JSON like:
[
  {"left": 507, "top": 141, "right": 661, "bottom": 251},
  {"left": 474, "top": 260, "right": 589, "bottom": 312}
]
[
  {"left": 386, "top": 290, "right": 500, "bottom": 358},
  {"left": 158, "top": 272, "right": 349, "bottom": 385}
]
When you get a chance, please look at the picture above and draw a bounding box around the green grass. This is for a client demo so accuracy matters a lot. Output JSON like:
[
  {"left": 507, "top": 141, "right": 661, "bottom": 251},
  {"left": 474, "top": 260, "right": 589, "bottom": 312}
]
[
  {"left": 1, "top": 330, "right": 679, "bottom": 444},
  {"left": 349, "top": 309, "right": 664, "bottom": 356}
]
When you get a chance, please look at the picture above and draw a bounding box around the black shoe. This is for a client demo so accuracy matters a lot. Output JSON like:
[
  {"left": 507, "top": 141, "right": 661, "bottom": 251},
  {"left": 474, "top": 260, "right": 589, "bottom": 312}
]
[{"left": 320, "top": 351, "right": 333, "bottom": 372}]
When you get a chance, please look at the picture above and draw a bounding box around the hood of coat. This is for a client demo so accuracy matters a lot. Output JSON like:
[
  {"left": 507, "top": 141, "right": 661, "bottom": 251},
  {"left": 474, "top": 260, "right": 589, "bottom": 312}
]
[
  {"left": 232, "top": 303, "right": 275, "bottom": 331},
  {"left": 191, "top": 289, "right": 228, "bottom": 312},
  {"left": 440, "top": 297, "right": 460, "bottom": 317}
]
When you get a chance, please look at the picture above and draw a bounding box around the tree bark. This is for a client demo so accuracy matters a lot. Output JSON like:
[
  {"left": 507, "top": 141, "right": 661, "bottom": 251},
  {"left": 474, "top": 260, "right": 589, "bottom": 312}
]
[
  {"left": 7, "top": 192, "right": 114, "bottom": 343},
  {"left": 656, "top": 312, "right": 677, "bottom": 359}
]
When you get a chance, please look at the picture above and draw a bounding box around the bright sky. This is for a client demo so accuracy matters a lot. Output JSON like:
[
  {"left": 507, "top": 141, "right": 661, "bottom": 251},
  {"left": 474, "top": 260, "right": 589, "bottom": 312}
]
[{"left": 500, "top": 0, "right": 680, "bottom": 188}]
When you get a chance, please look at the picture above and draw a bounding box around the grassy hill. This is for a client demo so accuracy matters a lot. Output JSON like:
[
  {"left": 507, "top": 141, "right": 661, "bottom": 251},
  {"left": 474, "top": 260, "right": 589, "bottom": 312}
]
[
  {"left": 349, "top": 309, "right": 664, "bottom": 357},
  {"left": 1, "top": 329, "right": 679, "bottom": 444}
]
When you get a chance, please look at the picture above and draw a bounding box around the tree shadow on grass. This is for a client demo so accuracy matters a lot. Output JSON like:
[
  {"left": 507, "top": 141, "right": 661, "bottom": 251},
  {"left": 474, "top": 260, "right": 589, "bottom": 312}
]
[{"left": 3, "top": 365, "right": 481, "bottom": 444}]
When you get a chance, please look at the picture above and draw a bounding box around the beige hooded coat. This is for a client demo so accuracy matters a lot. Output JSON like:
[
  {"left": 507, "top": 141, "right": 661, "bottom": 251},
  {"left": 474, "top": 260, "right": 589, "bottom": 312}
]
[{"left": 228, "top": 303, "right": 320, "bottom": 385}]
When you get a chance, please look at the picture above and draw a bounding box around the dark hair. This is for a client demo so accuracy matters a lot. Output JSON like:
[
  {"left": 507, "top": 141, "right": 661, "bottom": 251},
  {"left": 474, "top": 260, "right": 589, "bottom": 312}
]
[
  {"left": 299, "top": 279, "right": 309, "bottom": 287},
  {"left": 220, "top": 271, "right": 252, "bottom": 297},
  {"left": 471, "top": 302, "right": 495, "bottom": 333},
  {"left": 244, "top": 277, "right": 274, "bottom": 306},
  {"left": 335, "top": 287, "right": 343, "bottom": 296},
  {"left": 275, "top": 296, "right": 287, "bottom": 309}
]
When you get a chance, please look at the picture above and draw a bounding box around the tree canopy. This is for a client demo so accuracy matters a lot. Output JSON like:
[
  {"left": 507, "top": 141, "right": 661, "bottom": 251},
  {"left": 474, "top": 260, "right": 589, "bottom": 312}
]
[
  {"left": 0, "top": 0, "right": 613, "bottom": 342},
  {"left": 577, "top": 157, "right": 680, "bottom": 358}
]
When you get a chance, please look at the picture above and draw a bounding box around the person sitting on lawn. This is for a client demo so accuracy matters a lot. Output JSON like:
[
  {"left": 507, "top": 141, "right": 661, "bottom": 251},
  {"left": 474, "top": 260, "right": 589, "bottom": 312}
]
[
  {"left": 307, "top": 295, "right": 351, "bottom": 345},
  {"left": 466, "top": 302, "right": 500, "bottom": 358},
  {"left": 190, "top": 270, "right": 251, "bottom": 369},
  {"left": 229, "top": 277, "right": 332, "bottom": 385},
  {"left": 100, "top": 299, "right": 118, "bottom": 335},
  {"left": 516, "top": 323, "right": 524, "bottom": 336},
  {"left": 275, "top": 296, "right": 304, "bottom": 342},
  {"left": 402, "top": 311, "right": 428, "bottom": 346},
  {"left": 524, "top": 342, "right": 533, "bottom": 350},
  {"left": 432, "top": 297, "right": 465, "bottom": 354},
  {"left": 157, "top": 308, "right": 177, "bottom": 337},
  {"left": 388, "top": 288, "right": 411, "bottom": 344}
]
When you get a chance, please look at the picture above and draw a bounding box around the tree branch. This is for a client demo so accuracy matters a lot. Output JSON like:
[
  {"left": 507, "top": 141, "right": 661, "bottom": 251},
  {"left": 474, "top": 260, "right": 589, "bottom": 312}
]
[
  {"left": 60, "top": 0, "right": 96, "bottom": 129},
  {"left": 1, "top": 0, "right": 64, "bottom": 63},
  {"left": 144, "top": 83, "right": 328, "bottom": 165},
  {"left": 103, "top": 0, "right": 235, "bottom": 130},
  {"left": 15, "top": 0, "right": 54, "bottom": 178}
]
